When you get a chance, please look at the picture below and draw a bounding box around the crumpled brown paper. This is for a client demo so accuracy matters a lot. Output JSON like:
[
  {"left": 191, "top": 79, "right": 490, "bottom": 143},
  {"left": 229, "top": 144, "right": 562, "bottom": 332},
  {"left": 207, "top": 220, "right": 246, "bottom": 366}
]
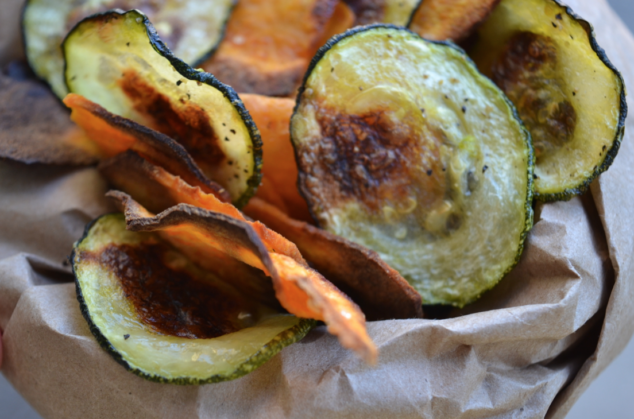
[{"left": 1, "top": 0, "right": 633, "bottom": 417}]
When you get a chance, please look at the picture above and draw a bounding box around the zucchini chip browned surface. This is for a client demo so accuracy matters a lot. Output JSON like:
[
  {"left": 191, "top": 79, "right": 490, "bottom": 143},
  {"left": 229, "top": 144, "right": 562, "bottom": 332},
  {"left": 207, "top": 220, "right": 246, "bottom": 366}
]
[
  {"left": 110, "top": 192, "right": 378, "bottom": 363},
  {"left": 63, "top": 10, "right": 261, "bottom": 207},
  {"left": 343, "top": 0, "right": 420, "bottom": 26},
  {"left": 408, "top": 0, "right": 500, "bottom": 42},
  {"left": 72, "top": 213, "right": 314, "bottom": 384},
  {"left": 23, "top": 0, "right": 235, "bottom": 99},
  {"left": 291, "top": 26, "right": 534, "bottom": 307},
  {"left": 201, "top": 0, "right": 341, "bottom": 97},
  {"left": 469, "top": 0, "right": 626, "bottom": 201}
]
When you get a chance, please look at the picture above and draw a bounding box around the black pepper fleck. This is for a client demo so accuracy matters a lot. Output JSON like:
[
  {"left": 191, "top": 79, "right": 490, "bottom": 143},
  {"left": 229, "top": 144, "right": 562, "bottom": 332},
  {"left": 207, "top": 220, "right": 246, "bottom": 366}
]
[
  {"left": 556, "top": 13, "right": 562, "bottom": 20},
  {"left": 124, "top": 334, "right": 130, "bottom": 340},
  {"left": 426, "top": 169, "right": 432, "bottom": 176},
  {"left": 126, "top": 42, "right": 130, "bottom": 46},
  {"left": 602, "top": 145, "right": 607, "bottom": 151},
  {"left": 225, "top": 137, "right": 230, "bottom": 142},
  {"left": 176, "top": 80, "right": 182, "bottom": 86},
  {"left": 482, "top": 165, "right": 489, "bottom": 173},
  {"left": 551, "top": 22, "right": 558, "bottom": 28},
  {"left": 230, "top": 129, "right": 236, "bottom": 134},
  {"left": 533, "top": 174, "right": 538, "bottom": 179},
  {"left": 461, "top": 106, "right": 467, "bottom": 113}
]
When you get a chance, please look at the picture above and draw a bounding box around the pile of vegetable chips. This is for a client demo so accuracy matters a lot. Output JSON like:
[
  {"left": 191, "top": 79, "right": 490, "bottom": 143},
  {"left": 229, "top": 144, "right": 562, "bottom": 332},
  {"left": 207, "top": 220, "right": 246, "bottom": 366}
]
[{"left": 2, "top": 0, "right": 625, "bottom": 383}]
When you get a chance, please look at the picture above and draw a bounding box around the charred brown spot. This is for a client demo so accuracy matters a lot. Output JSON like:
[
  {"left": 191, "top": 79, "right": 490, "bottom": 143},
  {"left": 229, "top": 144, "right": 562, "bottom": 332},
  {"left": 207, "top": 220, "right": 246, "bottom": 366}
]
[
  {"left": 492, "top": 32, "right": 577, "bottom": 160},
  {"left": 94, "top": 243, "right": 243, "bottom": 339},
  {"left": 308, "top": 107, "right": 445, "bottom": 217},
  {"left": 118, "top": 70, "right": 225, "bottom": 168}
]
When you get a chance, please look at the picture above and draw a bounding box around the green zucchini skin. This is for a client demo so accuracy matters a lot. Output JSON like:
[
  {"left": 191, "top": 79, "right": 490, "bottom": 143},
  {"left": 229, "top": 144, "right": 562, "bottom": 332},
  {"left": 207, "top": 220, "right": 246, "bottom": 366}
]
[
  {"left": 469, "top": 0, "right": 627, "bottom": 202},
  {"left": 62, "top": 10, "right": 262, "bottom": 208},
  {"left": 71, "top": 214, "right": 315, "bottom": 385},
  {"left": 291, "top": 25, "right": 534, "bottom": 307},
  {"left": 534, "top": 1, "right": 626, "bottom": 202}
]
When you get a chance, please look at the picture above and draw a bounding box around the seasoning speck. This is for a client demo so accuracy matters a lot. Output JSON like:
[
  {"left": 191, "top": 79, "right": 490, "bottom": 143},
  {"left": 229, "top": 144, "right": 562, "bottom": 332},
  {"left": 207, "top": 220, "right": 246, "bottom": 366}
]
[
  {"left": 230, "top": 129, "right": 236, "bottom": 134},
  {"left": 556, "top": 13, "right": 562, "bottom": 20},
  {"left": 551, "top": 22, "right": 558, "bottom": 28},
  {"left": 124, "top": 334, "right": 130, "bottom": 340},
  {"left": 482, "top": 165, "right": 489, "bottom": 173},
  {"left": 461, "top": 106, "right": 467, "bottom": 114},
  {"left": 426, "top": 169, "right": 433, "bottom": 176},
  {"left": 176, "top": 80, "right": 182, "bottom": 86},
  {"left": 225, "top": 137, "right": 230, "bottom": 142}
]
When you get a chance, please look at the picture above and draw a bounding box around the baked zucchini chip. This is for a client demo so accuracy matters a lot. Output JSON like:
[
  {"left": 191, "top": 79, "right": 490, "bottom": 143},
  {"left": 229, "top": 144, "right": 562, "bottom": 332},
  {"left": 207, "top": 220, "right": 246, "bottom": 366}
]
[
  {"left": 291, "top": 26, "right": 533, "bottom": 306},
  {"left": 72, "top": 213, "right": 314, "bottom": 384},
  {"left": 23, "top": 0, "right": 235, "bottom": 99},
  {"left": 408, "top": 0, "right": 500, "bottom": 42},
  {"left": 469, "top": 0, "right": 627, "bottom": 200},
  {"left": 201, "top": 0, "right": 340, "bottom": 97},
  {"left": 63, "top": 10, "right": 261, "bottom": 207},
  {"left": 343, "top": 0, "right": 420, "bottom": 26}
]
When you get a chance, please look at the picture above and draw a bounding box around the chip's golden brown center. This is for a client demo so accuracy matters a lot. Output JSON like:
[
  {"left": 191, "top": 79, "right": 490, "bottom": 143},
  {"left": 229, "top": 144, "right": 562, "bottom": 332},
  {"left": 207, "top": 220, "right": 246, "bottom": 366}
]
[
  {"left": 311, "top": 106, "right": 446, "bottom": 220},
  {"left": 492, "top": 31, "right": 577, "bottom": 160},
  {"left": 95, "top": 243, "right": 245, "bottom": 339},
  {"left": 118, "top": 70, "right": 225, "bottom": 170}
]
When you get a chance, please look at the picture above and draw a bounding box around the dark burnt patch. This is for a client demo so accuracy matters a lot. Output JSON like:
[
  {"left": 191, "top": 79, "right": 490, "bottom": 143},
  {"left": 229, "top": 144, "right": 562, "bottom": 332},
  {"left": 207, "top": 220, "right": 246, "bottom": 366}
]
[
  {"left": 119, "top": 70, "right": 225, "bottom": 168},
  {"left": 306, "top": 107, "right": 445, "bottom": 214},
  {"left": 492, "top": 32, "right": 577, "bottom": 159},
  {"left": 92, "top": 243, "right": 244, "bottom": 339}
]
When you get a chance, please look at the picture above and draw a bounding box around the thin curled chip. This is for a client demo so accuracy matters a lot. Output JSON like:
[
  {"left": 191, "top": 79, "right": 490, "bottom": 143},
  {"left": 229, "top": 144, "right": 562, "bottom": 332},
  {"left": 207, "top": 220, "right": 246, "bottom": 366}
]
[
  {"left": 109, "top": 191, "right": 377, "bottom": 363},
  {"left": 64, "top": 93, "right": 229, "bottom": 202},
  {"left": 63, "top": 10, "right": 261, "bottom": 206}
]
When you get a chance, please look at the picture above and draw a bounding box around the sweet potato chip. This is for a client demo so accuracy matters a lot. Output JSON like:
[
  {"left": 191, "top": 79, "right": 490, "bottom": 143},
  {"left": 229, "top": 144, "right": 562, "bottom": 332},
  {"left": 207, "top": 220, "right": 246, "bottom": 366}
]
[
  {"left": 64, "top": 93, "right": 229, "bottom": 202},
  {"left": 343, "top": 0, "right": 419, "bottom": 26},
  {"left": 99, "top": 151, "right": 305, "bottom": 265},
  {"left": 408, "top": 0, "right": 501, "bottom": 42},
  {"left": 0, "top": 62, "right": 98, "bottom": 165},
  {"left": 244, "top": 198, "right": 423, "bottom": 321},
  {"left": 240, "top": 94, "right": 313, "bottom": 222},
  {"left": 109, "top": 191, "right": 377, "bottom": 363},
  {"left": 202, "top": 0, "right": 340, "bottom": 96}
]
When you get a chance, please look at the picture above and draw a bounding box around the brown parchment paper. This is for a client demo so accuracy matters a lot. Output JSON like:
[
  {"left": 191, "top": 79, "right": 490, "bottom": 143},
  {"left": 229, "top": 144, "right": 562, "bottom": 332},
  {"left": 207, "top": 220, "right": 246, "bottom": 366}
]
[{"left": 0, "top": 0, "right": 633, "bottom": 417}]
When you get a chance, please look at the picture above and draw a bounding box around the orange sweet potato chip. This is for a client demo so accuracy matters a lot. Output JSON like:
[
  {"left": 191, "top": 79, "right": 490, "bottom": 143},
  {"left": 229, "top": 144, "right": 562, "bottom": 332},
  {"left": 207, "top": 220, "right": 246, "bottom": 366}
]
[
  {"left": 64, "top": 93, "right": 229, "bottom": 201},
  {"left": 202, "top": 0, "right": 340, "bottom": 97},
  {"left": 240, "top": 94, "right": 313, "bottom": 222},
  {"left": 408, "top": 0, "right": 501, "bottom": 42},
  {"left": 109, "top": 191, "right": 377, "bottom": 363}
]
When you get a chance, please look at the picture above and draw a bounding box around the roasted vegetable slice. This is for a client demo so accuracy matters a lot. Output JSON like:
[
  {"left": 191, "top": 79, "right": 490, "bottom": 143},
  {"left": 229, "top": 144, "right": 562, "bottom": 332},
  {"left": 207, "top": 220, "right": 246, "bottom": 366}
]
[
  {"left": 64, "top": 93, "right": 229, "bottom": 201},
  {"left": 201, "top": 0, "right": 340, "bottom": 97},
  {"left": 291, "top": 26, "right": 533, "bottom": 306},
  {"left": 343, "top": 0, "right": 420, "bottom": 26},
  {"left": 63, "top": 10, "right": 261, "bottom": 207},
  {"left": 240, "top": 94, "right": 312, "bottom": 222},
  {"left": 72, "top": 213, "right": 313, "bottom": 384},
  {"left": 110, "top": 192, "right": 377, "bottom": 363},
  {"left": 0, "top": 63, "right": 98, "bottom": 165},
  {"left": 469, "top": 0, "right": 626, "bottom": 200},
  {"left": 408, "top": 0, "right": 500, "bottom": 42},
  {"left": 23, "top": 0, "right": 235, "bottom": 99}
]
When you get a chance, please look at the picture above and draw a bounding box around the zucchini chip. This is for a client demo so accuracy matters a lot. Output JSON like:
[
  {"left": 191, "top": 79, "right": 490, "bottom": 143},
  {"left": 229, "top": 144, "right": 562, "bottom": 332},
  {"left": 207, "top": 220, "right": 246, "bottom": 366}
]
[
  {"left": 73, "top": 213, "right": 314, "bottom": 384},
  {"left": 99, "top": 151, "right": 422, "bottom": 321},
  {"left": 201, "top": 0, "right": 341, "bottom": 97},
  {"left": 23, "top": 0, "right": 235, "bottom": 99},
  {"left": 0, "top": 63, "right": 98, "bottom": 165},
  {"left": 110, "top": 192, "right": 377, "bottom": 363},
  {"left": 291, "top": 26, "right": 533, "bottom": 306},
  {"left": 343, "top": 0, "right": 420, "bottom": 26},
  {"left": 63, "top": 10, "right": 261, "bottom": 207},
  {"left": 469, "top": 0, "right": 627, "bottom": 200},
  {"left": 64, "top": 94, "right": 229, "bottom": 202},
  {"left": 408, "top": 0, "right": 500, "bottom": 42}
]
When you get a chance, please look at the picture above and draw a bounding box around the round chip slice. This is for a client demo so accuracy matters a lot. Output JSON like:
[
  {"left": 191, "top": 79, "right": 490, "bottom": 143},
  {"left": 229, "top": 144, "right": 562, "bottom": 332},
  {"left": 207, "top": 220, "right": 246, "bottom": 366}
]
[
  {"left": 72, "top": 213, "right": 314, "bottom": 384},
  {"left": 290, "top": 25, "right": 534, "bottom": 306},
  {"left": 469, "top": 0, "right": 627, "bottom": 201}
]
